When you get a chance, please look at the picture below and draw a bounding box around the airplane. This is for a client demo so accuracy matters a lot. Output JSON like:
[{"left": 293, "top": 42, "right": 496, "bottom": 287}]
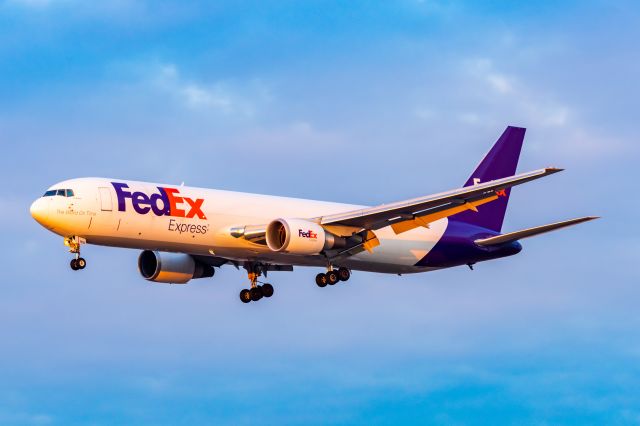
[{"left": 30, "top": 126, "right": 597, "bottom": 303}]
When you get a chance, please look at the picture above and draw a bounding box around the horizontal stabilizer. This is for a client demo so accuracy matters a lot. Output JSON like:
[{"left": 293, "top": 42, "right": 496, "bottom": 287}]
[{"left": 474, "top": 216, "right": 599, "bottom": 246}]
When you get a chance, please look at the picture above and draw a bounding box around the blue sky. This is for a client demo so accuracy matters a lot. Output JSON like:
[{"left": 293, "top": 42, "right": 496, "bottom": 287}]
[{"left": 1, "top": 0, "right": 638, "bottom": 424}]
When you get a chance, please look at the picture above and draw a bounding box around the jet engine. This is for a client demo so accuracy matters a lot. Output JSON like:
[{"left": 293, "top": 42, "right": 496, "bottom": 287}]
[
  {"left": 138, "top": 250, "right": 214, "bottom": 284},
  {"left": 265, "top": 218, "right": 346, "bottom": 255}
]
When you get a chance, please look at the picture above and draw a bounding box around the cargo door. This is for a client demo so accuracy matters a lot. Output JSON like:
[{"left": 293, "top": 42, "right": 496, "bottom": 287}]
[{"left": 99, "top": 187, "right": 113, "bottom": 211}]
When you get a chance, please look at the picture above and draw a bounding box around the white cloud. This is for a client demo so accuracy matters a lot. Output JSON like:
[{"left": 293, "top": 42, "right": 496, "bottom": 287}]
[
  {"left": 412, "top": 56, "right": 616, "bottom": 159},
  {"left": 150, "top": 63, "right": 269, "bottom": 117},
  {"left": 458, "top": 112, "right": 481, "bottom": 124},
  {"left": 244, "top": 121, "right": 346, "bottom": 151},
  {"left": 181, "top": 84, "right": 232, "bottom": 110},
  {"left": 461, "top": 57, "right": 619, "bottom": 156},
  {"left": 466, "top": 57, "right": 570, "bottom": 126},
  {"left": 413, "top": 107, "right": 438, "bottom": 120},
  {"left": 486, "top": 73, "right": 513, "bottom": 94}
]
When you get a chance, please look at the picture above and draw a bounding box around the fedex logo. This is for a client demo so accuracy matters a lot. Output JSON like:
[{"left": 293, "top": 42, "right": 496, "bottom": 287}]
[
  {"left": 111, "top": 182, "right": 206, "bottom": 219},
  {"left": 298, "top": 229, "right": 318, "bottom": 239}
]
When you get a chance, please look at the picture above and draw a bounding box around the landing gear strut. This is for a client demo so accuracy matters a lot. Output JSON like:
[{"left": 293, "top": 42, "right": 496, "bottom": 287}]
[
  {"left": 239, "top": 264, "right": 275, "bottom": 303},
  {"left": 315, "top": 266, "right": 350, "bottom": 288},
  {"left": 65, "top": 236, "right": 87, "bottom": 271}
]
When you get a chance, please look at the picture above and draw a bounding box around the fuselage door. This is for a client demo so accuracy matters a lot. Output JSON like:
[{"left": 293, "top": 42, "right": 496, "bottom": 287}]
[{"left": 99, "top": 187, "right": 113, "bottom": 211}]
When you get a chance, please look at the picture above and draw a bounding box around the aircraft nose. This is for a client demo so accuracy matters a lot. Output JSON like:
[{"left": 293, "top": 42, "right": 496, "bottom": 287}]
[{"left": 30, "top": 198, "right": 49, "bottom": 225}]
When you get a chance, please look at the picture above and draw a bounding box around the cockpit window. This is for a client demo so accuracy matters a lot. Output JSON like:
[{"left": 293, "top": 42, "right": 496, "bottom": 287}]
[{"left": 43, "top": 188, "right": 75, "bottom": 197}]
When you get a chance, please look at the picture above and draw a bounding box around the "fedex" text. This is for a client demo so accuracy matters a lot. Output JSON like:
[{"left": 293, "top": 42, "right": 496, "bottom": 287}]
[
  {"left": 298, "top": 229, "right": 318, "bottom": 239},
  {"left": 112, "top": 183, "right": 207, "bottom": 219}
]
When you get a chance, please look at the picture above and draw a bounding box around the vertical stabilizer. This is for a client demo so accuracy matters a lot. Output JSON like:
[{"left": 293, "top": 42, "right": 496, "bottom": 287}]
[{"left": 454, "top": 126, "right": 525, "bottom": 232}]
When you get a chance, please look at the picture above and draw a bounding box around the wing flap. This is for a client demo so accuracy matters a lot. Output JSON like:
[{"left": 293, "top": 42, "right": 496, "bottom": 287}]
[{"left": 390, "top": 194, "right": 500, "bottom": 234}]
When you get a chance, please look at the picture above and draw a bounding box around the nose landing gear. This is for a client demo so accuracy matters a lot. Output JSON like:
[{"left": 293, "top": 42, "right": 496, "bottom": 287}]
[
  {"left": 70, "top": 257, "right": 87, "bottom": 271},
  {"left": 239, "top": 265, "right": 275, "bottom": 303},
  {"left": 65, "top": 236, "right": 87, "bottom": 271},
  {"left": 315, "top": 267, "right": 350, "bottom": 288}
]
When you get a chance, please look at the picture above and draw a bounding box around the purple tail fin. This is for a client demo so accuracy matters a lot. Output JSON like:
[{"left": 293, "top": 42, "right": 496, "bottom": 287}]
[{"left": 454, "top": 126, "right": 526, "bottom": 232}]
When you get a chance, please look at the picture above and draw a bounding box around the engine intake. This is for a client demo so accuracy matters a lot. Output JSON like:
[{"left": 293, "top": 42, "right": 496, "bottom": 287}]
[
  {"left": 138, "top": 250, "right": 214, "bottom": 284},
  {"left": 266, "top": 218, "right": 346, "bottom": 255}
]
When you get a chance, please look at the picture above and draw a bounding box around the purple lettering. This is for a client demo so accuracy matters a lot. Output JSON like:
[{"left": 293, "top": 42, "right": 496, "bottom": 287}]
[
  {"left": 132, "top": 191, "right": 151, "bottom": 214},
  {"left": 112, "top": 182, "right": 132, "bottom": 212},
  {"left": 151, "top": 188, "right": 170, "bottom": 216},
  {"left": 111, "top": 182, "right": 205, "bottom": 221}
]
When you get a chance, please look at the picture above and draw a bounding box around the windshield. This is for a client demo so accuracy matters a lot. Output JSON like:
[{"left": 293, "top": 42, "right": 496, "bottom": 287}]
[{"left": 43, "top": 188, "right": 75, "bottom": 197}]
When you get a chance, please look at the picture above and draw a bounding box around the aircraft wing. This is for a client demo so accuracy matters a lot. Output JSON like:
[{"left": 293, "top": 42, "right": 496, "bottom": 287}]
[
  {"left": 231, "top": 168, "right": 562, "bottom": 248},
  {"left": 318, "top": 167, "right": 562, "bottom": 235}
]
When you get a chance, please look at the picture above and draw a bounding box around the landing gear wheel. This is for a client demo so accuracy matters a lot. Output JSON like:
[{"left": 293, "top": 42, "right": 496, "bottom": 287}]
[
  {"left": 327, "top": 271, "right": 339, "bottom": 285},
  {"left": 315, "top": 273, "right": 328, "bottom": 288},
  {"left": 337, "top": 267, "right": 350, "bottom": 282},
  {"left": 262, "top": 283, "right": 274, "bottom": 298},
  {"left": 70, "top": 259, "right": 79, "bottom": 270},
  {"left": 250, "top": 286, "right": 263, "bottom": 301},
  {"left": 77, "top": 258, "right": 87, "bottom": 269},
  {"left": 240, "top": 289, "right": 252, "bottom": 303}
]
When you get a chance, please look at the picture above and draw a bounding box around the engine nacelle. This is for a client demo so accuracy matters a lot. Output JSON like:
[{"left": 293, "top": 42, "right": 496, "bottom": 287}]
[
  {"left": 266, "top": 218, "right": 345, "bottom": 255},
  {"left": 138, "top": 250, "right": 214, "bottom": 284}
]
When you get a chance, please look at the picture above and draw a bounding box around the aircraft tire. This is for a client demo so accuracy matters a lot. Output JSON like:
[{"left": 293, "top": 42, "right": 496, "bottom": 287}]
[
  {"left": 327, "top": 271, "right": 339, "bottom": 285},
  {"left": 240, "top": 289, "right": 252, "bottom": 303},
  {"left": 262, "top": 283, "right": 274, "bottom": 297},
  {"left": 70, "top": 259, "right": 79, "bottom": 270},
  {"left": 337, "top": 267, "right": 350, "bottom": 282},
  {"left": 77, "top": 257, "right": 87, "bottom": 269},
  {"left": 250, "top": 287, "right": 263, "bottom": 301},
  {"left": 315, "top": 273, "right": 328, "bottom": 288}
]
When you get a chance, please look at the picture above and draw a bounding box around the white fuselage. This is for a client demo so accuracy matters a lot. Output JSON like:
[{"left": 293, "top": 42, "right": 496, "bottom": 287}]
[{"left": 30, "top": 178, "right": 449, "bottom": 273}]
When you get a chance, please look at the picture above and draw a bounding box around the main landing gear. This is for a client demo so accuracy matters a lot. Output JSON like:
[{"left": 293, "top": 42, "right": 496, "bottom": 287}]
[
  {"left": 315, "top": 267, "right": 351, "bottom": 288},
  {"left": 65, "top": 236, "right": 87, "bottom": 271},
  {"left": 239, "top": 264, "right": 275, "bottom": 304}
]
